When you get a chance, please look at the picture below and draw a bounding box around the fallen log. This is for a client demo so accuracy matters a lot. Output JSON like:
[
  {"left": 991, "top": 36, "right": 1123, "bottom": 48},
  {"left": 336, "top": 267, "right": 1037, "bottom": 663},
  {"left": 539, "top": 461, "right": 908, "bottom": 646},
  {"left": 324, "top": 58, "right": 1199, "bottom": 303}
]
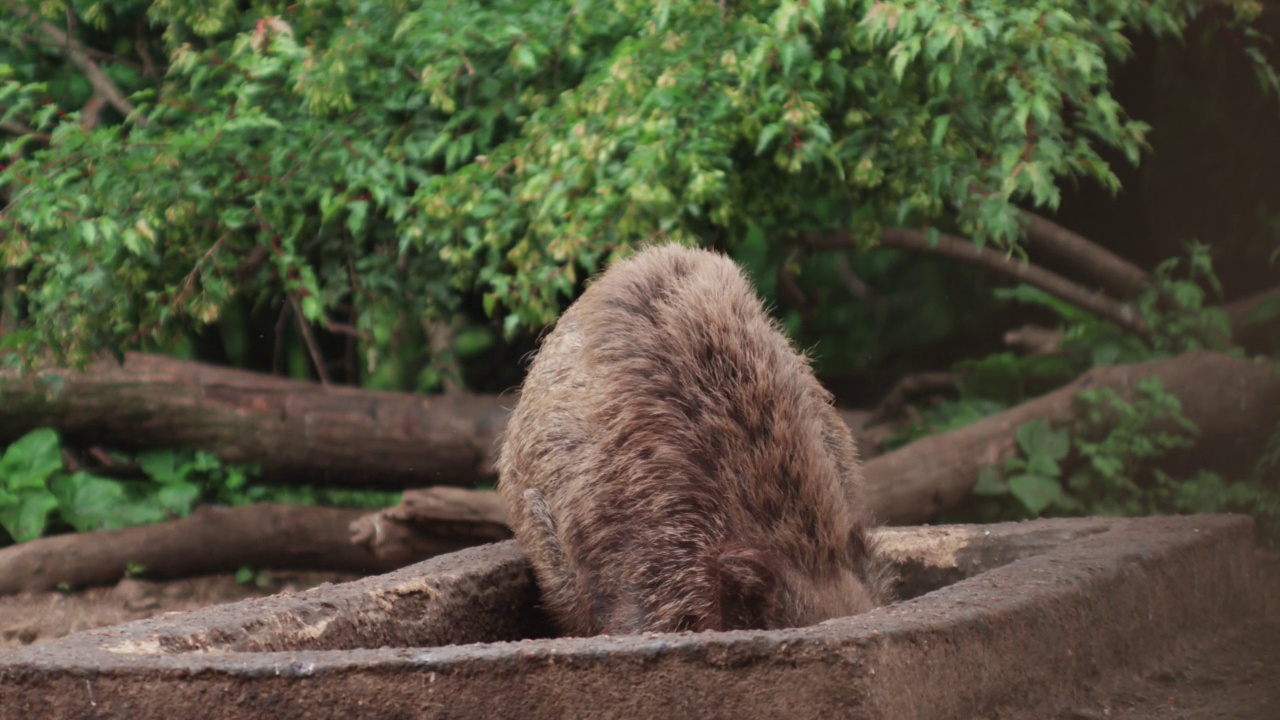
[
  {"left": 351, "top": 350, "right": 1280, "bottom": 562},
  {"left": 0, "top": 353, "right": 882, "bottom": 487},
  {"left": 865, "top": 350, "right": 1280, "bottom": 524},
  {"left": 3, "top": 352, "right": 1274, "bottom": 593},
  {"left": 349, "top": 487, "right": 511, "bottom": 564},
  {"left": 0, "top": 504, "right": 430, "bottom": 595},
  {"left": 0, "top": 353, "right": 512, "bottom": 488}
]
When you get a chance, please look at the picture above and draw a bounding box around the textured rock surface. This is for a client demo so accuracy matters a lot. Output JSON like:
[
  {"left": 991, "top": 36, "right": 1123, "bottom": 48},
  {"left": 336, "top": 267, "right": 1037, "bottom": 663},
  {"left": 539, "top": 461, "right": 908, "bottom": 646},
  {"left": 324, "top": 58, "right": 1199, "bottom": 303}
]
[{"left": 0, "top": 516, "right": 1262, "bottom": 720}]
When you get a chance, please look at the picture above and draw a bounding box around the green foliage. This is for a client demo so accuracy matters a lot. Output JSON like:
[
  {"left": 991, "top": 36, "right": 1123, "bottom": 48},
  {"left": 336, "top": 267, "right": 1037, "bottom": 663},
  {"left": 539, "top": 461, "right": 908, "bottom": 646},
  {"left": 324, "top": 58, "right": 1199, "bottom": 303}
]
[
  {"left": 1, "top": 0, "right": 1268, "bottom": 370},
  {"left": 0, "top": 428, "right": 62, "bottom": 542},
  {"left": 973, "top": 419, "right": 1073, "bottom": 515},
  {"left": 888, "top": 244, "right": 1236, "bottom": 453},
  {"left": 234, "top": 565, "right": 273, "bottom": 588},
  {"left": 958, "top": 377, "right": 1280, "bottom": 546},
  {"left": 0, "top": 428, "right": 399, "bottom": 546},
  {"left": 1137, "top": 243, "right": 1232, "bottom": 354},
  {"left": 962, "top": 378, "right": 1195, "bottom": 520},
  {"left": 1068, "top": 379, "right": 1200, "bottom": 514}
]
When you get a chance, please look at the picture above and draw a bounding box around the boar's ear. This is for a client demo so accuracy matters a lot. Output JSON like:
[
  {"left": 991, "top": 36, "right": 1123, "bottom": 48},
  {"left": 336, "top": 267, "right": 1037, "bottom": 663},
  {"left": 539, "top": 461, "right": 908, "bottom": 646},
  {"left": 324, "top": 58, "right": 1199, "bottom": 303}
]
[
  {"left": 710, "top": 545, "right": 779, "bottom": 631},
  {"left": 846, "top": 523, "right": 873, "bottom": 565}
]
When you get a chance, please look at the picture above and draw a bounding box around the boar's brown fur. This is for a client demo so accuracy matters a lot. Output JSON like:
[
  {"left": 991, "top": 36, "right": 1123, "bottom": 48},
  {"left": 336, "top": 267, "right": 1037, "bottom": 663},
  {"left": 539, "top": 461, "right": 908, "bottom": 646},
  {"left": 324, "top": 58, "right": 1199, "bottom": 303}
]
[{"left": 497, "top": 244, "right": 891, "bottom": 636}]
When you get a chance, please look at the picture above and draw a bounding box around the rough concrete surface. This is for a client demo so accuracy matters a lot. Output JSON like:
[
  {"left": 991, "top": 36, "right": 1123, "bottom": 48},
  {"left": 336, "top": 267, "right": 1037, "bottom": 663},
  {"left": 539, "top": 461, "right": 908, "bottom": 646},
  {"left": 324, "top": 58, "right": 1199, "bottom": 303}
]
[{"left": 0, "top": 515, "right": 1262, "bottom": 719}]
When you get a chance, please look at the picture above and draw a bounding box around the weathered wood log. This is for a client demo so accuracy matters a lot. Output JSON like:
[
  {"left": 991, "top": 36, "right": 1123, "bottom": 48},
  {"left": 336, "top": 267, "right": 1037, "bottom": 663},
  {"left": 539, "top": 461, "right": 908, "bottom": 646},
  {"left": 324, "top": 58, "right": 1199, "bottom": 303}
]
[
  {"left": 0, "top": 353, "right": 882, "bottom": 487},
  {"left": 349, "top": 487, "right": 511, "bottom": 564},
  {"left": 3, "top": 351, "right": 1273, "bottom": 594},
  {"left": 0, "top": 504, "right": 421, "bottom": 595},
  {"left": 352, "top": 350, "right": 1280, "bottom": 557},
  {"left": 866, "top": 350, "right": 1280, "bottom": 524},
  {"left": 0, "top": 353, "right": 511, "bottom": 488}
]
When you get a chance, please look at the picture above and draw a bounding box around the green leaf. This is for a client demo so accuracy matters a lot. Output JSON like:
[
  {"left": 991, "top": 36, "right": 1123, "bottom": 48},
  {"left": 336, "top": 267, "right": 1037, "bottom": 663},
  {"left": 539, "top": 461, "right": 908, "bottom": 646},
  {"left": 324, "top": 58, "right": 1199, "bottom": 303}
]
[
  {"left": 930, "top": 114, "right": 951, "bottom": 147},
  {"left": 50, "top": 471, "right": 131, "bottom": 532},
  {"left": 973, "top": 467, "right": 1008, "bottom": 496},
  {"left": 156, "top": 482, "right": 201, "bottom": 517},
  {"left": 347, "top": 200, "right": 369, "bottom": 236},
  {"left": 0, "top": 488, "right": 59, "bottom": 542},
  {"left": 1007, "top": 473, "right": 1062, "bottom": 515},
  {"left": 0, "top": 428, "right": 64, "bottom": 490},
  {"left": 1015, "top": 419, "right": 1069, "bottom": 461},
  {"left": 755, "top": 123, "right": 782, "bottom": 156},
  {"left": 137, "top": 449, "right": 183, "bottom": 484}
]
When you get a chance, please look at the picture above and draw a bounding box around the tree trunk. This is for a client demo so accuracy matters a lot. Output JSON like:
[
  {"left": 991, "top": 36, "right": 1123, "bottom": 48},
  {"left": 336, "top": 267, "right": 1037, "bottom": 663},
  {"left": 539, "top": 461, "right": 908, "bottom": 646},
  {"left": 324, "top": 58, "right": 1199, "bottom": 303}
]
[{"left": 349, "top": 487, "right": 512, "bottom": 565}]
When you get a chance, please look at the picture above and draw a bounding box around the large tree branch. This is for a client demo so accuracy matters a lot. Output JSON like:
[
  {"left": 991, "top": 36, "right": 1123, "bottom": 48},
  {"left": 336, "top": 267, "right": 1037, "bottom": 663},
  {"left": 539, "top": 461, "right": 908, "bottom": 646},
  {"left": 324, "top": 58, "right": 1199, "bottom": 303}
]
[
  {"left": 803, "top": 228, "right": 1149, "bottom": 335},
  {"left": 349, "top": 487, "right": 512, "bottom": 564},
  {"left": 0, "top": 504, "right": 410, "bottom": 594},
  {"left": 864, "top": 351, "right": 1280, "bottom": 524},
  {"left": 352, "top": 350, "right": 1280, "bottom": 545},
  {"left": 0, "top": 353, "right": 511, "bottom": 488},
  {"left": 1223, "top": 285, "right": 1280, "bottom": 352},
  {"left": 1018, "top": 211, "right": 1153, "bottom": 300},
  {"left": 7, "top": 3, "right": 149, "bottom": 127}
]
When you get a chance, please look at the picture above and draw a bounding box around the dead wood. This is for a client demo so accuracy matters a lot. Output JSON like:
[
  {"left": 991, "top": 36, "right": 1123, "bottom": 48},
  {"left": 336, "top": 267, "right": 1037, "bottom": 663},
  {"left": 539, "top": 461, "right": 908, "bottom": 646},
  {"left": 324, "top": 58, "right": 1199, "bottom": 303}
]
[
  {"left": 4, "top": 352, "right": 1272, "bottom": 593},
  {"left": 803, "top": 228, "right": 1149, "bottom": 336},
  {"left": 1004, "top": 325, "right": 1066, "bottom": 356},
  {"left": 0, "top": 504, "right": 416, "bottom": 595},
  {"left": 1224, "top": 286, "right": 1280, "bottom": 353},
  {"left": 0, "top": 353, "right": 885, "bottom": 486},
  {"left": 0, "top": 352, "right": 511, "bottom": 488},
  {"left": 347, "top": 351, "right": 1279, "bottom": 544},
  {"left": 349, "top": 487, "right": 511, "bottom": 564},
  {"left": 1018, "top": 212, "right": 1153, "bottom": 299},
  {"left": 865, "top": 351, "right": 1280, "bottom": 524},
  {"left": 867, "top": 371, "right": 967, "bottom": 426}
]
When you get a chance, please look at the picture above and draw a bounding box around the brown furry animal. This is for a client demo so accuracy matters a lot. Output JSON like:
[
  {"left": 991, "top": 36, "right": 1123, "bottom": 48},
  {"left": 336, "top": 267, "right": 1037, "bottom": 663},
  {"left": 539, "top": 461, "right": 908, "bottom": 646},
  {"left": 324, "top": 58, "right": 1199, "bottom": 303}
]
[{"left": 497, "top": 244, "right": 890, "bottom": 636}]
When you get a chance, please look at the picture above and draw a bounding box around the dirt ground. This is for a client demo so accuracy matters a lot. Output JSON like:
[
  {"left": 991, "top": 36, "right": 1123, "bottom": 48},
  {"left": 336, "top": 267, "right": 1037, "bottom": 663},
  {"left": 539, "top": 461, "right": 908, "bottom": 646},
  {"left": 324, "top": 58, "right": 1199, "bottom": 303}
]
[
  {"left": 0, "top": 571, "right": 358, "bottom": 649},
  {"left": 1, "top": 554, "right": 1276, "bottom": 719}
]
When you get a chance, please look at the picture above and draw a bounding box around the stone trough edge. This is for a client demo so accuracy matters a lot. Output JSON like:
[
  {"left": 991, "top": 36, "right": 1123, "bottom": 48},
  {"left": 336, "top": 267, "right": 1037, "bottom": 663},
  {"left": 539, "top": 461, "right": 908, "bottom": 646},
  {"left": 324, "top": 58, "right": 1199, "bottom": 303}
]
[{"left": 0, "top": 514, "right": 1260, "bottom": 720}]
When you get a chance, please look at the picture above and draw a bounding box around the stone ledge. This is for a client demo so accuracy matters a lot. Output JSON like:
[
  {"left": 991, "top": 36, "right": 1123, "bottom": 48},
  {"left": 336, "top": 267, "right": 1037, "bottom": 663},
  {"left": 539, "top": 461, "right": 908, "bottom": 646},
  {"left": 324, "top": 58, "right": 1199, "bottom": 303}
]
[{"left": 0, "top": 515, "right": 1260, "bottom": 719}]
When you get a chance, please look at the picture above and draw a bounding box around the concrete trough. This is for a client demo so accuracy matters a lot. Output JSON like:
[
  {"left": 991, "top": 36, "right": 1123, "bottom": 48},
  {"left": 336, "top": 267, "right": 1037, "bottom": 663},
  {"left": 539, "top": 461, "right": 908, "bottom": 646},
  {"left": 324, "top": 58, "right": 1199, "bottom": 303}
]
[{"left": 0, "top": 515, "right": 1260, "bottom": 719}]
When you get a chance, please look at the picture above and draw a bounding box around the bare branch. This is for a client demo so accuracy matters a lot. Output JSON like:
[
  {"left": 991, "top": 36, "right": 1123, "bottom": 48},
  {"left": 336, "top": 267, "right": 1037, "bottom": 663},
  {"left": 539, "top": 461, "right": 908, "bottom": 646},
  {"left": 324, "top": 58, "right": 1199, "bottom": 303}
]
[
  {"left": 868, "top": 371, "right": 967, "bottom": 426},
  {"left": 0, "top": 119, "right": 50, "bottom": 142},
  {"left": 0, "top": 505, "right": 403, "bottom": 595},
  {"left": 1019, "top": 211, "right": 1152, "bottom": 299},
  {"left": 79, "top": 92, "right": 107, "bottom": 130},
  {"left": 7, "top": 3, "right": 150, "bottom": 127},
  {"left": 1004, "top": 324, "right": 1065, "bottom": 357},
  {"left": 802, "top": 228, "right": 1149, "bottom": 336},
  {"left": 288, "top": 293, "right": 332, "bottom": 385}
]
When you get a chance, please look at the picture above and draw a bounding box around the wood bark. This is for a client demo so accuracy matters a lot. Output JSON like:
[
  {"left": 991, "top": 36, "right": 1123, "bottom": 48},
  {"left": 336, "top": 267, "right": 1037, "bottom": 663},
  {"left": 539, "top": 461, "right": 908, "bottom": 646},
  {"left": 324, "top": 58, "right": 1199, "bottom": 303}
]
[
  {"left": 351, "top": 350, "right": 1280, "bottom": 561},
  {"left": 0, "top": 353, "right": 511, "bottom": 488},
  {"left": 864, "top": 350, "right": 1280, "bottom": 524},
  {"left": 803, "top": 228, "right": 1150, "bottom": 336},
  {"left": 0, "top": 353, "right": 881, "bottom": 486},
  {"left": 1018, "top": 212, "right": 1153, "bottom": 300},
  {"left": 3, "top": 351, "right": 1274, "bottom": 593},
  {"left": 349, "top": 487, "right": 511, "bottom": 564},
  {"left": 342, "top": 350, "right": 1280, "bottom": 565},
  {"left": 0, "top": 504, "right": 417, "bottom": 595}
]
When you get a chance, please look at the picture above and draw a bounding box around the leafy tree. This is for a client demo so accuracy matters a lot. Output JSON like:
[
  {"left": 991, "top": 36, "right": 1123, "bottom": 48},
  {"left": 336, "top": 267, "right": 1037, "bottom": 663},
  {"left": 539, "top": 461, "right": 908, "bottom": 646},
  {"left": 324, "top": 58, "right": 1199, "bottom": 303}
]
[{"left": 2, "top": 0, "right": 1270, "bottom": 381}]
